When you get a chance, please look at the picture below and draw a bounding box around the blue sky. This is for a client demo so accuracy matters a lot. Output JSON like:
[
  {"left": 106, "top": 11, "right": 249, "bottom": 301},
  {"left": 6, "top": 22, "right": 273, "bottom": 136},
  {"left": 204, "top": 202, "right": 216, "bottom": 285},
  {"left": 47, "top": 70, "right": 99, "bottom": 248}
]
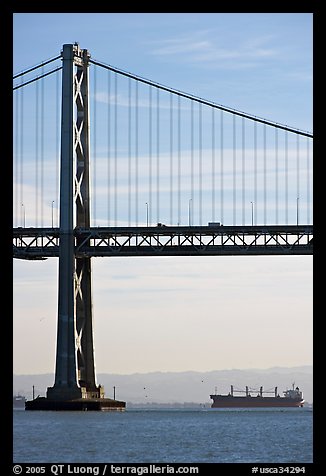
[
  {"left": 13, "top": 13, "right": 313, "bottom": 379},
  {"left": 13, "top": 13, "right": 312, "bottom": 130}
]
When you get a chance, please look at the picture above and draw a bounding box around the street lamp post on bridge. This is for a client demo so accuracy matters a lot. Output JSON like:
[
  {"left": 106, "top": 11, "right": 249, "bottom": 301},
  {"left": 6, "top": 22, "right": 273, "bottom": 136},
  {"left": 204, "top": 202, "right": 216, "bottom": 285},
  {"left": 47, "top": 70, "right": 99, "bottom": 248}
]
[
  {"left": 189, "top": 199, "right": 192, "bottom": 226},
  {"left": 146, "top": 202, "right": 149, "bottom": 227}
]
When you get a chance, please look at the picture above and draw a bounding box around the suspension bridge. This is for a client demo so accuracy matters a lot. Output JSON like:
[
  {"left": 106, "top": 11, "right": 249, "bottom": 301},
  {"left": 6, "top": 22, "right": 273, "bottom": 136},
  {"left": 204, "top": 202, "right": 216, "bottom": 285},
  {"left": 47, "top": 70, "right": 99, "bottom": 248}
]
[{"left": 13, "top": 43, "right": 313, "bottom": 410}]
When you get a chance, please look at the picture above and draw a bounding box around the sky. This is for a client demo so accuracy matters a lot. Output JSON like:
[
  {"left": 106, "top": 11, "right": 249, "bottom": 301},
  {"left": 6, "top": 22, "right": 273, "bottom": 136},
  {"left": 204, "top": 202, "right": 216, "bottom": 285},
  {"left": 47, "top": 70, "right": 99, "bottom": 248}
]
[{"left": 12, "top": 12, "right": 313, "bottom": 378}]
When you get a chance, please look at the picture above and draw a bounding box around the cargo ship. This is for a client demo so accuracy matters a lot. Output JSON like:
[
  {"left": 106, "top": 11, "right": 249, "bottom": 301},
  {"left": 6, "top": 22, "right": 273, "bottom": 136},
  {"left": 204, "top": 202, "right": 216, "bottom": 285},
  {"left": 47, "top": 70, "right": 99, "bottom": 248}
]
[{"left": 210, "top": 383, "right": 304, "bottom": 408}]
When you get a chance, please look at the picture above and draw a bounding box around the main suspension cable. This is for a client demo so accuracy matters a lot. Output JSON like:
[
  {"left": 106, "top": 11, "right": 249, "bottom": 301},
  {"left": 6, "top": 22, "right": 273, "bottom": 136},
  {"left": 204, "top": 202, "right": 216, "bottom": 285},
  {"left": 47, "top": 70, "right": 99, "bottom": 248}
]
[
  {"left": 13, "top": 55, "right": 61, "bottom": 79},
  {"left": 13, "top": 66, "right": 62, "bottom": 90},
  {"left": 89, "top": 58, "right": 313, "bottom": 138}
]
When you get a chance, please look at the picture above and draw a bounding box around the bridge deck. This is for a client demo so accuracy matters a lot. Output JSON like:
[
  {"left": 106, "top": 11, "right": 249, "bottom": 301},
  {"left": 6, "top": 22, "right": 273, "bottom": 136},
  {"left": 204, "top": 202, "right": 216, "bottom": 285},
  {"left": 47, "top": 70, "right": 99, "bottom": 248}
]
[{"left": 13, "top": 225, "right": 313, "bottom": 259}]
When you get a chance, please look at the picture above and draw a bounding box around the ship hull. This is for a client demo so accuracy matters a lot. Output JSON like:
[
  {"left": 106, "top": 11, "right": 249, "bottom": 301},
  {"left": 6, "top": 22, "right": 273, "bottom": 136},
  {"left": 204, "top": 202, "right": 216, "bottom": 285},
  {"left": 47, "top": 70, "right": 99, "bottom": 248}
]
[{"left": 210, "top": 395, "right": 304, "bottom": 408}]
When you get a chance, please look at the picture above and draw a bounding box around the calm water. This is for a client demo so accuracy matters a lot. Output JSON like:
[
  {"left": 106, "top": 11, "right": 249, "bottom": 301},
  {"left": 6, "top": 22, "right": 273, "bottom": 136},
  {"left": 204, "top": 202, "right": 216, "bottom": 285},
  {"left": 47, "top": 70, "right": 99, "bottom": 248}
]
[{"left": 13, "top": 407, "right": 313, "bottom": 463}]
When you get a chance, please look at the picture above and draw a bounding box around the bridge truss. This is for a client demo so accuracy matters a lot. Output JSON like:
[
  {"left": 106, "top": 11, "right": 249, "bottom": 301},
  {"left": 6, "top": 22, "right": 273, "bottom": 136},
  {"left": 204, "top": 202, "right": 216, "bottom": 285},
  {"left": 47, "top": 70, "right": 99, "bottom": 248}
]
[{"left": 13, "top": 224, "right": 312, "bottom": 259}]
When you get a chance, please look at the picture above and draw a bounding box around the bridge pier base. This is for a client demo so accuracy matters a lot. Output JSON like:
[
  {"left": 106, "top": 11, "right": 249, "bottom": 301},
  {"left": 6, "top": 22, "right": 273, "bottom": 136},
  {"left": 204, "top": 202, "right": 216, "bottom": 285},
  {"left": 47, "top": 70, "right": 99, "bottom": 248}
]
[
  {"left": 26, "top": 383, "right": 125, "bottom": 411},
  {"left": 25, "top": 397, "right": 126, "bottom": 411}
]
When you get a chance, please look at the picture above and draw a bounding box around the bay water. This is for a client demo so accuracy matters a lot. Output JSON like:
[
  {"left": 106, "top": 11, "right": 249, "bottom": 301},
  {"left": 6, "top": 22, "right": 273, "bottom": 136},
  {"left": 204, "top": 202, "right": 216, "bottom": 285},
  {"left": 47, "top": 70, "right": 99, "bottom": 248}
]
[{"left": 13, "top": 407, "right": 312, "bottom": 464}]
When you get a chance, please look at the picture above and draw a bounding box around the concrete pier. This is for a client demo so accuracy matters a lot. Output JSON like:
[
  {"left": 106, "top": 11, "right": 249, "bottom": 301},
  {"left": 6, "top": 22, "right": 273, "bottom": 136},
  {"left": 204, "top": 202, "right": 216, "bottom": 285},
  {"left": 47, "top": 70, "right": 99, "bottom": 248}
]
[{"left": 25, "top": 396, "right": 126, "bottom": 411}]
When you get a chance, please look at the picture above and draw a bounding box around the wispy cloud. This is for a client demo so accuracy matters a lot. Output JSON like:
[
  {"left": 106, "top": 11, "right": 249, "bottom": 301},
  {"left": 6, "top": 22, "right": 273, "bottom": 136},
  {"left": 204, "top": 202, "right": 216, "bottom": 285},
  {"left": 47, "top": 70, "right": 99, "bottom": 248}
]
[{"left": 150, "top": 32, "right": 278, "bottom": 68}]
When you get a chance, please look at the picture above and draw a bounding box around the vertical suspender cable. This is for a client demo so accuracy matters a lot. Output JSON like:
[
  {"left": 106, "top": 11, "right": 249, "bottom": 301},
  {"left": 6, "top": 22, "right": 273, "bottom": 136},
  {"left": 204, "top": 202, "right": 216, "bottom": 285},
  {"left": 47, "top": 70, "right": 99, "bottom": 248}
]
[
  {"left": 107, "top": 70, "right": 111, "bottom": 225},
  {"left": 135, "top": 80, "right": 139, "bottom": 226},
  {"left": 263, "top": 124, "right": 266, "bottom": 225},
  {"left": 170, "top": 93, "right": 173, "bottom": 225},
  {"left": 285, "top": 131, "right": 288, "bottom": 224},
  {"left": 114, "top": 73, "right": 118, "bottom": 226},
  {"left": 254, "top": 121, "right": 257, "bottom": 226},
  {"left": 211, "top": 108, "right": 215, "bottom": 222},
  {"left": 177, "top": 96, "right": 181, "bottom": 225},
  {"left": 56, "top": 70, "right": 60, "bottom": 228},
  {"left": 14, "top": 86, "right": 19, "bottom": 225},
  {"left": 199, "top": 102, "right": 202, "bottom": 225},
  {"left": 35, "top": 80, "right": 39, "bottom": 228},
  {"left": 128, "top": 78, "right": 132, "bottom": 226},
  {"left": 41, "top": 65, "right": 44, "bottom": 227},
  {"left": 92, "top": 65, "right": 97, "bottom": 225},
  {"left": 20, "top": 76, "right": 24, "bottom": 227},
  {"left": 242, "top": 117, "right": 245, "bottom": 225},
  {"left": 190, "top": 101, "right": 194, "bottom": 224},
  {"left": 275, "top": 128, "right": 278, "bottom": 224},
  {"left": 296, "top": 135, "right": 300, "bottom": 225},
  {"left": 156, "top": 88, "right": 160, "bottom": 224},
  {"left": 233, "top": 115, "right": 236, "bottom": 225},
  {"left": 220, "top": 110, "right": 224, "bottom": 224},
  {"left": 149, "top": 86, "right": 152, "bottom": 226},
  {"left": 306, "top": 137, "right": 310, "bottom": 224}
]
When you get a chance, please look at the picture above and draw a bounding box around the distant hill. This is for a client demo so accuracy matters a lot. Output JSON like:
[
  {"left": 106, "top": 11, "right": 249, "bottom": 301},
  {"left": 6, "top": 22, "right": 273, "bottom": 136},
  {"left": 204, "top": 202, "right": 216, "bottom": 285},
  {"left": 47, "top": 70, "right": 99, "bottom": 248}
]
[{"left": 13, "top": 365, "right": 313, "bottom": 404}]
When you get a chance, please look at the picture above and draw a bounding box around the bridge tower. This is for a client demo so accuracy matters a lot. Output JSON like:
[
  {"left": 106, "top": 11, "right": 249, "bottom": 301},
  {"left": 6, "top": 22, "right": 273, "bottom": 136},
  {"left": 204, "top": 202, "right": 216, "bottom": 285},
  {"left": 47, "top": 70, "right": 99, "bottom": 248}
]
[
  {"left": 46, "top": 43, "right": 100, "bottom": 401},
  {"left": 27, "top": 44, "right": 124, "bottom": 410}
]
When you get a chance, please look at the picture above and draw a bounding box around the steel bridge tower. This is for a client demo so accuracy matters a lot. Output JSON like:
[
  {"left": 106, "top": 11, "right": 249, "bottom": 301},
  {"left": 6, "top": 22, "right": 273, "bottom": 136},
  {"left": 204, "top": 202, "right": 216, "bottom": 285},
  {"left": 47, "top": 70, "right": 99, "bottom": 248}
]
[
  {"left": 46, "top": 43, "right": 101, "bottom": 401},
  {"left": 26, "top": 43, "right": 124, "bottom": 410}
]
